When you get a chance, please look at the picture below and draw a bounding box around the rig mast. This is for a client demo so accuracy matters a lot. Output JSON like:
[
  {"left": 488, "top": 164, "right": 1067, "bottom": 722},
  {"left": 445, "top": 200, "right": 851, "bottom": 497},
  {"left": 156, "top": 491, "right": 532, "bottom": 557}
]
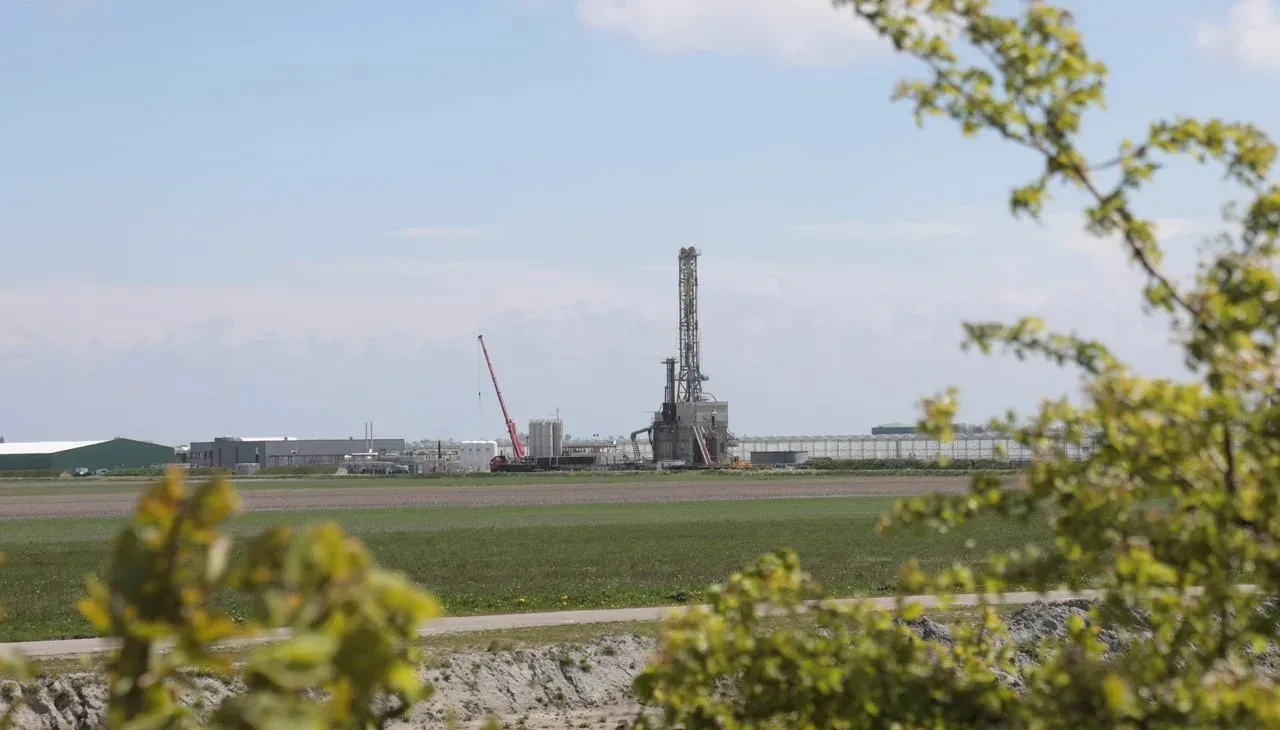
[{"left": 676, "top": 246, "right": 707, "bottom": 402}]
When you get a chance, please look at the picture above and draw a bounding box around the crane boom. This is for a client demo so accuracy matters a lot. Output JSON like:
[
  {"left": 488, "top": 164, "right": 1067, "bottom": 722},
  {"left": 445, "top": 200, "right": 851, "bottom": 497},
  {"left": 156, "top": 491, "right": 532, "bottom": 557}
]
[{"left": 478, "top": 334, "right": 525, "bottom": 461}]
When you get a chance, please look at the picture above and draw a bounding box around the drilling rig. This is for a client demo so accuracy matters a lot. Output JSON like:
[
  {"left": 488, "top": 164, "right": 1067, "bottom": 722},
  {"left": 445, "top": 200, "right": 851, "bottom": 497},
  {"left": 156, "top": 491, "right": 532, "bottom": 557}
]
[{"left": 631, "top": 247, "right": 733, "bottom": 467}]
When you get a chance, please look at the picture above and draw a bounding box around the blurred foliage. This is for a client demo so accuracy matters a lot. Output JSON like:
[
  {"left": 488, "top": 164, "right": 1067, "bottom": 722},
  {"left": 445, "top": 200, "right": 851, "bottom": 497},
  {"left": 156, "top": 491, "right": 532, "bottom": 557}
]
[
  {"left": 634, "top": 0, "right": 1280, "bottom": 728},
  {"left": 2, "top": 468, "right": 441, "bottom": 729}
]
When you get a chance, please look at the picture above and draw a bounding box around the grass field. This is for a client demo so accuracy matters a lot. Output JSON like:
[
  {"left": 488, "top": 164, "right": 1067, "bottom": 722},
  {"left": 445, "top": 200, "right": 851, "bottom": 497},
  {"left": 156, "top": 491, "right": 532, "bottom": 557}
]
[{"left": 0, "top": 495, "right": 1050, "bottom": 643}]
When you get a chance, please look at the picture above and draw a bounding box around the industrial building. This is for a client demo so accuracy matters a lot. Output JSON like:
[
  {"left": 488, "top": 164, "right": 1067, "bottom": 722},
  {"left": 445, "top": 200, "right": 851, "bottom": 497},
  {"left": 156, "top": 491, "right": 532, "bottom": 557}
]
[
  {"left": 187, "top": 435, "right": 406, "bottom": 470},
  {"left": 871, "top": 423, "right": 918, "bottom": 436},
  {"left": 870, "top": 423, "right": 996, "bottom": 436},
  {"left": 0, "top": 438, "right": 175, "bottom": 472},
  {"left": 750, "top": 450, "right": 807, "bottom": 466}
]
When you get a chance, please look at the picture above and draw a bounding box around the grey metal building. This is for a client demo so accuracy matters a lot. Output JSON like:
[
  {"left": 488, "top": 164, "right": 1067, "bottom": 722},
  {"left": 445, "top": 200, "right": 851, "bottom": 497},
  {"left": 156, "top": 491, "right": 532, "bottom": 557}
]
[
  {"left": 749, "top": 449, "right": 807, "bottom": 466},
  {"left": 187, "top": 436, "right": 406, "bottom": 469}
]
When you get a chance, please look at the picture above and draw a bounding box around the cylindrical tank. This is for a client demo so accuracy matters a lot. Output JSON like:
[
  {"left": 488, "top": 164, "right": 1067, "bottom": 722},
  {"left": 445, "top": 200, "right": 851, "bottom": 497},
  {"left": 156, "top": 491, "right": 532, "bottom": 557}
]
[
  {"left": 528, "top": 419, "right": 551, "bottom": 459},
  {"left": 527, "top": 419, "right": 564, "bottom": 460},
  {"left": 551, "top": 419, "right": 564, "bottom": 458}
]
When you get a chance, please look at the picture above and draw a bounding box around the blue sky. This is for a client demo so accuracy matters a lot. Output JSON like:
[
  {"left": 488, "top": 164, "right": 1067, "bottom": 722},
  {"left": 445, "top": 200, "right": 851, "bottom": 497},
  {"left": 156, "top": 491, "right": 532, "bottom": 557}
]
[{"left": 1, "top": 0, "right": 1277, "bottom": 445}]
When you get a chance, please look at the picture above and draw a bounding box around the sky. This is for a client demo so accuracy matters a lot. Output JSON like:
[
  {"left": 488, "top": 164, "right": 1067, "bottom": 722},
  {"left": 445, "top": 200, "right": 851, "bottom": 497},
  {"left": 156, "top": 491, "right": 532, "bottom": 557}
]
[{"left": 1, "top": 0, "right": 1278, "bottom": 445}]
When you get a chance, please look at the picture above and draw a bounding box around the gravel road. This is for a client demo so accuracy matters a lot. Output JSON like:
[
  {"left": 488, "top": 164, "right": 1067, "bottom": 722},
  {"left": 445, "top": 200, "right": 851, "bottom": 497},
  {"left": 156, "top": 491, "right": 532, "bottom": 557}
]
[
  {"left": 0, "top": 476, "right": 977, "bottom": 519},
  {"left": 0, "top": 587, "right": 1092, "bottom": 659}
]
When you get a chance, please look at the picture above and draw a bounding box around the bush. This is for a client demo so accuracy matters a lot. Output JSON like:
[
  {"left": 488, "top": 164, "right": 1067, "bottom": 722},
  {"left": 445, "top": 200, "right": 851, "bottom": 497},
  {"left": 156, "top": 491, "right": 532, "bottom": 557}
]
[
  {"left": 106, "top": 468, "right": 167, "bottom": 477},
  {"left": 255, "top": 465, "right": 341, "bottom": 476},
  {"left": 1, "top": 469, "right": 441, "bottom": 728},
  {"left": 633, "top": 0, "right": 1280, "bottom": 727},
  {"left": 0, "top": 470, "right": 61, "bottom": 479},
  {"left": 805, "top": 457, "right": 1019, "bottom": 471}
]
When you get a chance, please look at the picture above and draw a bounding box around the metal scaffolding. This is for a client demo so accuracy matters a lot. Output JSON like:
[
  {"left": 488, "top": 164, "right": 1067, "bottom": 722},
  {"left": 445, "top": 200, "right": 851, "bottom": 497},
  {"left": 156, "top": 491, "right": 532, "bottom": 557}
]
[{"left": 676, "top": 246, "right": 706, "bottom": 403}]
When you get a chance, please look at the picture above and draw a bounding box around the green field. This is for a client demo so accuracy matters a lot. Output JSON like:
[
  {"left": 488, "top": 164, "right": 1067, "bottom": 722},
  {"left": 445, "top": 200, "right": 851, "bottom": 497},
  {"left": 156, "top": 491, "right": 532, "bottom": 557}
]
[{"left": 0, "top": 495, "right": 1050, "bottom": 643}]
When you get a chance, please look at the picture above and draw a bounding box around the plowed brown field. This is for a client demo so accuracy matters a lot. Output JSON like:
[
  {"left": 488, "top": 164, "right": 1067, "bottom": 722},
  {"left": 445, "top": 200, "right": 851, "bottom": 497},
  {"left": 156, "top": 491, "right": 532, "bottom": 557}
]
[{"left": 0, "top": 476, "right": 980, "bottom": 519}]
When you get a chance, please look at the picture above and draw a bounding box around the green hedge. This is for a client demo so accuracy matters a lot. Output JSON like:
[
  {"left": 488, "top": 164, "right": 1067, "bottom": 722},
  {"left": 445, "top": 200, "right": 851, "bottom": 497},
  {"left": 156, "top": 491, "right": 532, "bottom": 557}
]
[
  {"left": 257, "top": 466, "right": 341, "bottom": 476},
  {"left": 104, "top": 467, "right": 233, "bottom": 477},
  {"left": 0, "top": 469, "right": 62, "bottom": 478},
  {"left": 803, "top": 458, "right": 1023, "bottom": 471}
]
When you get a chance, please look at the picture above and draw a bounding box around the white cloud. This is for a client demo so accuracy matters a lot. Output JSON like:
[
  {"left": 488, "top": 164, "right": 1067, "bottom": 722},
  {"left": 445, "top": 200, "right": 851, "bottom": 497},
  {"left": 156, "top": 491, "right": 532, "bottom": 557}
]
[
  {"left": 384, "top": 226, "right": 485, "bottom": 238},
  {"left": 1196, "top": 0, "right": 1280, "bottom": 72},
  {"left": 575, "top": 0, "right": 884, "bottom": 67},
  {"left": 787, "top": 210, "right": 1218, "bottom": 269},
  {"left": 1, "top": 209, "right": 1219, "bottom": 358},
  {"left": 786, "top": 220, "right": 980, "bottom": 239},
  {"left": 0, "top": 261, "right": 664, "bottom": 354},
  {"left": 786, "top": 207, "right": 989, "bottom": 239}
]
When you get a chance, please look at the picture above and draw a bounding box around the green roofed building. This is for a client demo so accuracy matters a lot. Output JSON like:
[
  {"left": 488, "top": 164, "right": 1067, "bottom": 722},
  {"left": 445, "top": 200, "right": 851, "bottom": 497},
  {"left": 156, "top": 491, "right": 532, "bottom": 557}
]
[
  {"left": 871, "top": 423, "right": 918, "bottom": 435},
  {"left": 0, "top": 438, "right": 174, "bottom": 473}
]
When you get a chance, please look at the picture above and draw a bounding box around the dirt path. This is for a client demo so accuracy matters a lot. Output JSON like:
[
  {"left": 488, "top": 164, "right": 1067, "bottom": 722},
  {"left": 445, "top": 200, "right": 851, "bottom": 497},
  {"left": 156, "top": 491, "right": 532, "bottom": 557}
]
[
  {"left": 0, "top": 477, "right": 975, "bottom": 519},
  {"left": 0, "top": 587, "right": 1097, "bottom": 660}
]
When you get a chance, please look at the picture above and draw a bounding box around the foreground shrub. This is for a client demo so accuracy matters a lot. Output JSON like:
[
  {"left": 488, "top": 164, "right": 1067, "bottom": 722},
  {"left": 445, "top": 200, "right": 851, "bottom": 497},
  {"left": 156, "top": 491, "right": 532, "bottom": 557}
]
[
  {"left": 3, "top": 469, "right": 441, "bottom": 729},
  {"left": 634, "top": 0, "right": 1280, "bottom": 727}
]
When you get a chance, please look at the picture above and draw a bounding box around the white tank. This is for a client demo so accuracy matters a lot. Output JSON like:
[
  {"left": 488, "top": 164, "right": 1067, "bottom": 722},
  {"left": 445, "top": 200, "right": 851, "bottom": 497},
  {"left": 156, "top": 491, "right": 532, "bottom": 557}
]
[{"left": 459, "top": 440, "right": 498, "bottom": 471}]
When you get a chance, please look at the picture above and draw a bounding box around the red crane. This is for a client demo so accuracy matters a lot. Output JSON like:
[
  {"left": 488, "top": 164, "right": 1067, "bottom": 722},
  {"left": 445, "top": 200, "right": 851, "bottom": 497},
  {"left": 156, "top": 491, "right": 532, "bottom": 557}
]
[{"left": 478, "top": 334, "right": 526, "bottom": 463}]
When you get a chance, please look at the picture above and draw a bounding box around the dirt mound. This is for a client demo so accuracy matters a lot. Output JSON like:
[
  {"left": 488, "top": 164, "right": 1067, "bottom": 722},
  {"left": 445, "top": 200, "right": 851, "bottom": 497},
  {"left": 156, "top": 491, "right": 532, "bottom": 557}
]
[
  {"left": 898, "top": 617, "right": 953, "bottom": 643},
  {"left": 6, "top": 599, "right": 1271, "bottom": 728},
  {"left": 0, "top": 636, "right": 658, "bottom": 730},
  {"left": 1006, "top": 599, "right": 1130, "bottom": 652},
  {"left": 406, "top": 635, "right": 655, "bottom": 728}
]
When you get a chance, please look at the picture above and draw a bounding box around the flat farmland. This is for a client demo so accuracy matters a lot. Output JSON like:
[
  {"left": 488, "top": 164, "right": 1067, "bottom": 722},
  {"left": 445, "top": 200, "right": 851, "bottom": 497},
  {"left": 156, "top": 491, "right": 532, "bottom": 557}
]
[
  {"left": 0, "top": 475, "right": 1045, "bottom": 643},
  {"left": 0, "top": 475, "right": 980, "bottom": 518}
]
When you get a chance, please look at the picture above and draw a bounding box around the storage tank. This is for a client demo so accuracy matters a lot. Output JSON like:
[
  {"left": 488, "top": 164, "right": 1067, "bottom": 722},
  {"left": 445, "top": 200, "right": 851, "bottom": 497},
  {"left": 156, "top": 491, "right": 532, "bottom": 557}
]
[
  {"left": 459, "top": 440, "right": 498, "bottom": 472},
  {"left": 527, "top": 419, "right": 551, "bottom": 459},
  {"left": 527, "top": 419, "right": 564, "bottom": 460}
]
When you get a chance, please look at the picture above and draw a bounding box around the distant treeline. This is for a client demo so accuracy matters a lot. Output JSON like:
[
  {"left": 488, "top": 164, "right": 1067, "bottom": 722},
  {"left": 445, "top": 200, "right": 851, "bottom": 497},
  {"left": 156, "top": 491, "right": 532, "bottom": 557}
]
[
  {"left": 256, "top": 465, "right": 340, "bottom": 476},
  {"left": 803, "top": 457, "right": 1023, "bottom": 472},
  {"left": 0, "top": 469, "right": 63, "bottom": 478},
  {"left": 112, "top": 467, "right": 233, "bottom": 477},
  {"left": 0, "top": 467, "right": 233, "bottom": 479}
]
